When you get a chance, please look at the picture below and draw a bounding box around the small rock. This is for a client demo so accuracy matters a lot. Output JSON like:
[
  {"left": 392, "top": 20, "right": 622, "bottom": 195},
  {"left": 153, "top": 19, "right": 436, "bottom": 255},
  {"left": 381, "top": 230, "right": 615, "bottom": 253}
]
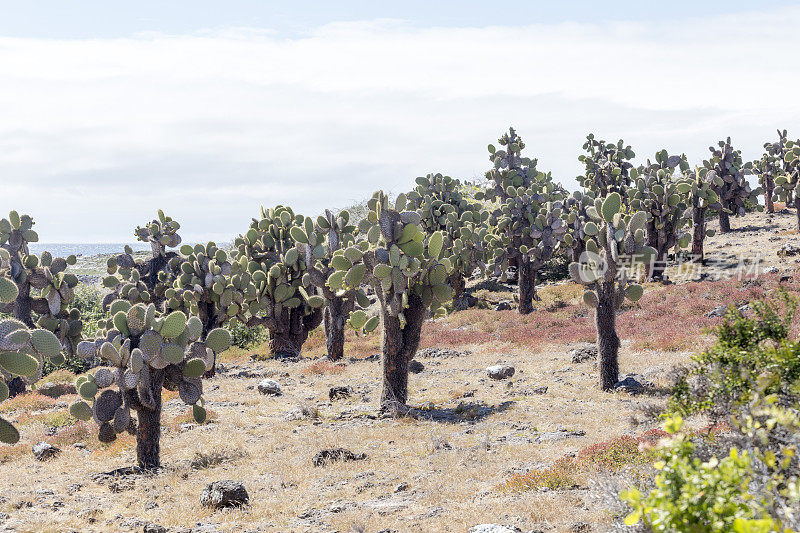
[
  {"left": 571, "top": 522, "right": 590, "bottom": 533},
  {"left": 468, "top": 525, "right": 521, "bottom": 533},
  {"left": 257, "top": 379, "right": 282, "bottom": 396},
  {"left": 778, "top": 243, "right": 800, "bottom": 257},
  {"left": 143, "top": 524, "right": 167, "bottom": 533},
  {"left": 312, "top": 448, "right": 367, "bottom": 467},
  {"left": 329, "top": 386, "right": 353, "bottom": 401},
  {"left": 780, "top": 275, "right": 793, "bottom": 283},
  {"left": 613, "top": 375, "right": 646, "bottom": 394},
  {"left": 453, "top": 292, "right": 479, "bottom": 311},
  {"left": 199, "top": 480, "right": 249, "bottom": 509},
  {"left": 394, "top": 482, "right": 410, "bottom": 493},
  {"left": 707, "top": 305, "right": 727, "bottom": 318},
  {"left": 408, "top": 360, "right": 425, "bottom": 374},
  {"left": 763, "top": 266, "right": 779, "bottom": 275},
  {"left": 530, "top": 385, "right": 548, "bottom": 395},
  {"left": 569, "top": 344, "right": 598, "bottom": 363},
  {"left": 495, "top": 301, "right": 512, "bottom": 311},
  {"left": 32, "top": 442, "right": 60, "bottom": 461},
  {"left": 36, "top": 382, "right": 77, "bottom": 398},
  {"left": 487, "top": 364, "right": 515, "bottom": 380},
  {"left": 73, "top": 442, "right": 87, "bottom": 449}
]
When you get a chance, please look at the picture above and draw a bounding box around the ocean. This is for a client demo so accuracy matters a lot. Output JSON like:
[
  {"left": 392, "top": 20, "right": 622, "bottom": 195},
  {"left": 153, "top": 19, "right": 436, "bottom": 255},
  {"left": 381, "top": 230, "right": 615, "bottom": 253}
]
[{"left": 28, "top": 243, "right": 152, "bottom": 258}]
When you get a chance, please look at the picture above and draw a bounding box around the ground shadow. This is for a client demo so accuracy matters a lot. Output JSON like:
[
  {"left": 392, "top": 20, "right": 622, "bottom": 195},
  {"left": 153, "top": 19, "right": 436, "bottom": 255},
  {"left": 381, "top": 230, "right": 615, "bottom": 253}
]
[{"left": 407, "top": 400, "right": 515, "bottom": 424}]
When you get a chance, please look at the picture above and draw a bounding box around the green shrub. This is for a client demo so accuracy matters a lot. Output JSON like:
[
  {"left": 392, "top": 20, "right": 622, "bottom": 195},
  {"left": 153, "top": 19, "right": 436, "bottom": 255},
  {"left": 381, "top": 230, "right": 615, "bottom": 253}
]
[
  {"left": 670, "top": 291, "right": 800, "bottom": 418},
  {"left": 41, "top": 284, "right": 105, "bottom": 376},
  {"left": 228, "top": 319, "right": 267, "bottom": 349}
]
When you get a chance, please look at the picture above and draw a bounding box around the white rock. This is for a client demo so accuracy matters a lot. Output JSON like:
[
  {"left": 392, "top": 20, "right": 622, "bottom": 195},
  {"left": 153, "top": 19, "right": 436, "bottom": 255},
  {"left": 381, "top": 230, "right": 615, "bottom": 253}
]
[
  {"left": 486, "top": 364, "right": 515, "bottom": 380},
  {"left": 257, "top": 379, "right": 282, "bottom": 396}
]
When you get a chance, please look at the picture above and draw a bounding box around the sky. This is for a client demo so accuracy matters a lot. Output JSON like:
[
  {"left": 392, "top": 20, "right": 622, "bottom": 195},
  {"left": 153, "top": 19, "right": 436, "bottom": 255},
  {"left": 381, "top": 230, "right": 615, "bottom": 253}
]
[{"left": 1, "top": 1, "right": 799, "bottom": 243}]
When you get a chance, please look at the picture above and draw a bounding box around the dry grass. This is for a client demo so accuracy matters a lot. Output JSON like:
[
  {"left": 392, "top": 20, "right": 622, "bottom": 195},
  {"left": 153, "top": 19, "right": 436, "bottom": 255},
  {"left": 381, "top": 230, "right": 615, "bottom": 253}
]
[{"left": 0, "top": 209, "right": 796, "bottom": 532}]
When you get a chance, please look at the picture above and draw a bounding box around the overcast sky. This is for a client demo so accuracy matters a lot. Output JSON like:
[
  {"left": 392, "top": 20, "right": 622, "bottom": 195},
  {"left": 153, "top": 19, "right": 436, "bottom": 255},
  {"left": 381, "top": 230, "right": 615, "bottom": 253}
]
[{"left": 1, "top": 1, "right": 798, "bottom": 243}]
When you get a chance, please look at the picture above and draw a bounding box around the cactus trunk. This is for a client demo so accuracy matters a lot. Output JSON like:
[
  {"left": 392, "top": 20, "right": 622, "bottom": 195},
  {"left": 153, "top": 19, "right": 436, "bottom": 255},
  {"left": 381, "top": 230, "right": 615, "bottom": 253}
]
[
  {"left": 127, "top": 367, "right": 164, "bottom": 470},
  {"left": 692, "top": 204, "right": 706, "bottom": 263},
  {"left": 450, "top": 274, "right": 466, "bottom": 300},
  {"left": 764, "top": 178, "right": 775, "bottom": 213},
  {"left": 380, "top": 293, "right": 425, "bottom": 415},
  {"left": 718, "top": 209, "right": 731, "bottom": 234},
  {"left": 596, "top": 288, "right": 619, "bottom": 391},
  {"left": 795, "top": 197, "right": 800, "bottom": 231},
  {"left": 517, "top": 256, "right": 534, "bottom": 315},
  {"left": 324, "top": 297, "right": 351, "bottom": 361},
  {"left": 268, "top": 306, "right": 322, "bottom": 359}
]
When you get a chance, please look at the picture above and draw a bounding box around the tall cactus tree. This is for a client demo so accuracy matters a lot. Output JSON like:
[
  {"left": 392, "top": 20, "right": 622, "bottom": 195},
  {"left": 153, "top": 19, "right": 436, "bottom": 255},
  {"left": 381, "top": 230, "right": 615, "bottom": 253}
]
[
  {"left": 0, "top": 249, "right": 66, "bottom": 443},
  {"left": 0, "top": 211, "right": 83, "bottom": 371},
  {"left": 578, "top": 134, "right": 636, "bottom": 200},
  {"left": 332, "top": 191, "right": 453, "bottom": 415},
  {"left": 406, "top": 173, "right": 489, "bottom": 301},
  {"left": 629, "top": 151, "right": 691, "bottom": 280},
  {"left": 479, "top": 128, "right": 570, "bottom": 313},
  {"left": 568, "top": 193, "right": 655, "bottom": 390},
  {"left": 297, "top": 209, "right": 369, "bottom": 361},
  {"left": 102, "top": 211, "right": 183, "bottom": 311},
  {"left": 773, "top": 137, "right": 800, "bottom": 230},
  {"left": 701, "top": 138, "right": 760, "bottom": 233},
  {"left": 756, "top": 134, "right": 784, "bottom": 214},
  {"left": 235, "top": 206, "right": 324, "bottom": 358},
  {"left": 72, "top": 304, "right": 231, "bottom": 469},
  {"left": 682, "top": 168, "right": 720, "bottom": 264}
]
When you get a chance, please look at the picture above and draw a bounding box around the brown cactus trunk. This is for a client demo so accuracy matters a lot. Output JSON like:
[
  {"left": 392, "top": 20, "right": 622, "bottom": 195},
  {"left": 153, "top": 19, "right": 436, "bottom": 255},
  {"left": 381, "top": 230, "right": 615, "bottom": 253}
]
[
  {"left": 451, "top": 275, "right": 466, "bottom": 300},
  {"left": 692, "top": 205, "right": 706, "bottom": 264},
  {"left": 517, "top": 256, "right": 534, "bottom": 315},
  {"left": 129, "top": 368, "right": 164, "bottom": 470},
  {"left": 718, "top": 209, "right": 731, "bottom": 234},
  {"left": 764, "top": 178, "right": 774, "bottom": 213},
  {"left": 324, "top": 297, "right": 351, "bottom": 361},
  {"left": 380, "top": 293, "right": 425, "bottom": 415},
  {"left": 596, "top": 288, "right": 619, "bottom": 391},
  {"left": 268, "top": 307, "right": 321, "bottom": 359}
]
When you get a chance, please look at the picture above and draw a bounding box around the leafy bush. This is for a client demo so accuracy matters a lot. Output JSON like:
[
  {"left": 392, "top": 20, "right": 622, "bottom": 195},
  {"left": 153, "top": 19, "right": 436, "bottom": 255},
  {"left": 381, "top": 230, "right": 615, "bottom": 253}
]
[
  {"left": 228, "top": 319, "right": 267, "bottom": 349},
  {"left": 670, "top": 291, "right": 800, "bottom": 418},
  {"left": 621, "top": 410, "right": 799, "bottom": 532}
]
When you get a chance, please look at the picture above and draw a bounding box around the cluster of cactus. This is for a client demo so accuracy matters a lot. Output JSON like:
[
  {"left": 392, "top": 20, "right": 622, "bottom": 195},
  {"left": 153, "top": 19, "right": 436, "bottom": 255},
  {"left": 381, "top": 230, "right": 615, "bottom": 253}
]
[
  {"left": 134, "top": 210, "right": 182, "bottom": 257},
  {"left": 234, "top": 206, "right": 324, "bottom": 358},
  {"left": 103, "top": 212, "right": 184, "bottom": 310},
  {"left": 406, "top": 173, "right": 489, "bottom": 300},
  {"left": 72, "top": 303, "right": 230, "bottom": 468},
  {"left": 300, "top": 209, "right": 371, "bottom": 360},
  {"left": 701, "top": 138, "right": 761, "bottom": 233},
  {"left": 772, "top": 133, "right": 800, "bottom": 229},
  {"left": 629, "top": 151, "right": 692, "bottom": 280},
  {"left": 577, "top": 134, "right": 635, "bottom": 199},
  {"left": 568, "top": 192, "right": 654, "bottom": 390},
  {"left": 479, "top": 129, "right": 570, "bottom": 313},
  {"left": 756, "top": 131, "right": 787, "bottom": 213},
  {"left": 0, "top": 248, "right": 65, "bottom": 443},
  {"left": 331, "top": 191, "right": 452, "bottom": 413},
  {"left": 0, "top": 211, "right": 83, "bottom": 358}
]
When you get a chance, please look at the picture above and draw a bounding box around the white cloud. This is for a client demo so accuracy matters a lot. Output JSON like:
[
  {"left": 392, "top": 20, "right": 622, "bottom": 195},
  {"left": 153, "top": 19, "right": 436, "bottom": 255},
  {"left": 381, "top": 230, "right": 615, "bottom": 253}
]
[{"left": 0, "top": 7, "right": 798, "bottom": 242}]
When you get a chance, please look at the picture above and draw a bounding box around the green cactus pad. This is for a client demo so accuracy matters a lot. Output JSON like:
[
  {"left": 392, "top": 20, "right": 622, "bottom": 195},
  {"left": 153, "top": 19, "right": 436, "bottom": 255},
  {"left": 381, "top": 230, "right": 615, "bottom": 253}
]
[
  {"left": 161, "top": 343, "right": 185, "bottom": 364},
  {"left": 205, "top": 328, "right": 231, "bottom": 354},
  {"left": 0, "top": 416, "right": 20, "bottom": 444},
  {"left": 349, "top": 310, "right": 368, "bottom": 330},
  {"left": 0, "top": 278, "right": 19, "bottom": 304},
  {"left": 183, "top": 358, "right": 206, "bottom": 378},
  {"left": 192, "top": 404, "right": 207, "bottom": 424},
  {"left": 30, "top": 329, "right": 62, "bottom": 358},
  {"left": 0, "top": 380, "right": 8, "bottom": 402},
  {"left": 0, "top": 351, "right": 39, "bottom": 376},
  {"left": 69, "top": 400, "right": 93, "bottom": 421},
  {"left": 78, "top": 380, "right": 98, "bottom": 400},
  {"left": 161, "top": 310, "right": 187, "bottom": 339}
]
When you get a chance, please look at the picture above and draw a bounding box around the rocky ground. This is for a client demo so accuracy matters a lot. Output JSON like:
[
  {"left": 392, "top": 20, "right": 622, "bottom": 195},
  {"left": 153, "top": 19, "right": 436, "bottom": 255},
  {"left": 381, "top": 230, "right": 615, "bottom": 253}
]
[{"left": 0, "top": 208, "right": 799, "bottom": 533}]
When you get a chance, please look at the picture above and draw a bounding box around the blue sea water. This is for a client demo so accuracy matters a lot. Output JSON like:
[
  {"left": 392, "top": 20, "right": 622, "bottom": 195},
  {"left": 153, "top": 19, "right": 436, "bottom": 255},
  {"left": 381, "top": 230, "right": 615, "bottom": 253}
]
[{"left": 28, "top": 243, "right": 151, "bottom": 258}]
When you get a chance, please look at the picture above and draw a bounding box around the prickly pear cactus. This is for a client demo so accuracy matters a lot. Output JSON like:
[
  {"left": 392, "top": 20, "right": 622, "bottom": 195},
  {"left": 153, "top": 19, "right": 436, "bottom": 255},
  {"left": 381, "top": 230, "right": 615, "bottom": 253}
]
[
  {"left": 0, "top": 251, "right": 64, "bottom": 443},
  {"left": 72, "top": 303, "right": 230, "bottom": 469},
  {"left": 479, "top": 129, "right": 569, "bottom": 314},
  {"left": 406, "top": 173, "right": 489, "bottom": 302},
  {"left": 568, "top": 193, "right": 655, "bottom": 390},
  {"left": 167, "top": 242, "right": 254, "bottom": 335},
  {"left": 135, "top": 209, "right": 182, "bottom": 257},
  {"left": 298, "top": 209, "right": 370, "bottom": 360},
  {"left": 577, "top": 134, "right": 636, "bottom": 200},
  {"left": 773, "top": 135, "right": 800, "bottom": 229},
  {"left": 701, "top": 138, "right": 761, "bottom": 233},
  {"left": 103, "top": 212, "right": 183, "bottom": 310},
  {"left": 756, "top": 131, "right": 787, "bottom": 214},
  {"left": 629, "top": 151, "right": 692, "bottom": 280},
  {"left": 234, "top": 206, "right": 324, "bottom": 358},
  {"left": 332, "top": 191, "right": 453, "bottom": 413},
  {"left": 564, "top": 190, "right": 595, "bottom": 263},
  {"left": 0, "top": 211, "right": 83, "bottom": 359}
]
